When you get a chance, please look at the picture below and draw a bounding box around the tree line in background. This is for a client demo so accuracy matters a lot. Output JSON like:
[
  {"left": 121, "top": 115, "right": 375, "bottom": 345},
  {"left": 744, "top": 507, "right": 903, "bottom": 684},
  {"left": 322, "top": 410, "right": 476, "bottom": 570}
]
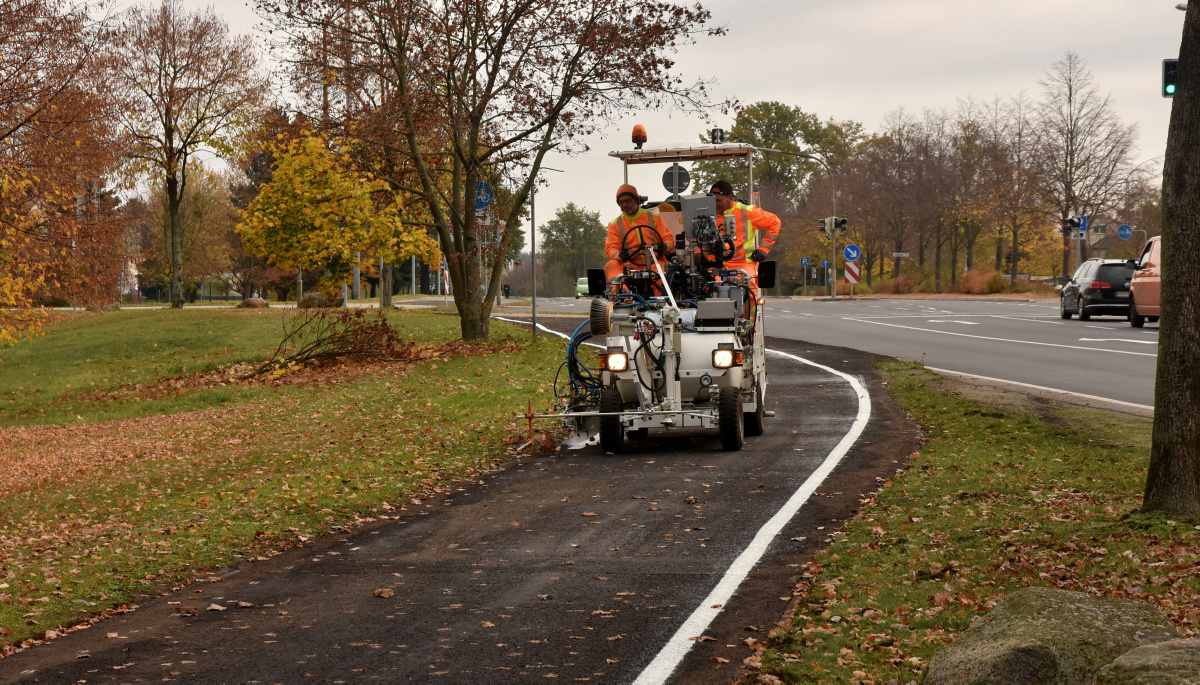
[{"left": 693, "top": 52, "right": 1154, "bottom": 296}]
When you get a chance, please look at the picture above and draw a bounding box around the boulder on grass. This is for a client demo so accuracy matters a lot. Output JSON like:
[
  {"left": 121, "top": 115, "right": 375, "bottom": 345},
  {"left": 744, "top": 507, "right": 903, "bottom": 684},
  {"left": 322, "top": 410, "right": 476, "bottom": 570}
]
[
  {"left": 1095, "top": 638, "right": 1200, "bottom": 684},
  {"left": 237, "top": 297, "right": 269, "bottom": 308},
  {"left": 923, "top": 586, "right": 1177, "bottom": 685}
]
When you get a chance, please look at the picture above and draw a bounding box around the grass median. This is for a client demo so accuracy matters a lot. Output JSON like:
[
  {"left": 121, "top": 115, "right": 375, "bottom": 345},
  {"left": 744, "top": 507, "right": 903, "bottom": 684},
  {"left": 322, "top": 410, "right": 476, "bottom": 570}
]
[
  {"left": 752, "top": 361, "right": 1200, "bottom": 685},
  {"left": 0, "top": 309, "right": 560, "bottom": 653}
]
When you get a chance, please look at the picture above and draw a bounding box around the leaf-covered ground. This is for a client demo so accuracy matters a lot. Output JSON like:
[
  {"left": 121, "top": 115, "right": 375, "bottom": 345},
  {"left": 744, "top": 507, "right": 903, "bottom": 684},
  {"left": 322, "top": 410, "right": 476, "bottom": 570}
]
[
  {"left": 750, "top": 361, "right": 1199, "bottom": 685},
  {"left": 0, "top": 310, "right": 561, "bottom": 654}
]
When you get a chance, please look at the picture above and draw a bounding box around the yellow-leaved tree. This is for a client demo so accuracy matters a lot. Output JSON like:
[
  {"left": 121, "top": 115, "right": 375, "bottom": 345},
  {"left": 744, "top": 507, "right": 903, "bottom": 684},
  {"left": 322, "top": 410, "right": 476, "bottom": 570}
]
[{"left": 236, "top": 133, "right": 439, "bottom": 293}]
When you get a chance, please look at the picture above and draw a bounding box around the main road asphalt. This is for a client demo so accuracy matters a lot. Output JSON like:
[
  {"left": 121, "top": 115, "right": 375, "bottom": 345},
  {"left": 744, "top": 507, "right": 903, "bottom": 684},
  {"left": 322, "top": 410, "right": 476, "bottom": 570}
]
[
  {"left": 6, "top": 317, "right": 920, "bottom": 684},
  {"left": 494, "top": 296, "right": 1158, "bottom": 411}
]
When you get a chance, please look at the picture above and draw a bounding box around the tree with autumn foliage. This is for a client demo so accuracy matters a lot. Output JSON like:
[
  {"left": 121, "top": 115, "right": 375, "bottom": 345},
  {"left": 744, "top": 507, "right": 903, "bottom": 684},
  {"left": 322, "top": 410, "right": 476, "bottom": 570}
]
[
  {"left": 258, "top": 0, "right": 726, "bottom": 340},
  {"left": 236, "top": 132, "right": 440, "bottom": 290},
  {"left": 1, "top": 0, "right": 133, "bottom": 347},
  {"left": 109, "top": 0, "right": 268, "bottom": 309}
]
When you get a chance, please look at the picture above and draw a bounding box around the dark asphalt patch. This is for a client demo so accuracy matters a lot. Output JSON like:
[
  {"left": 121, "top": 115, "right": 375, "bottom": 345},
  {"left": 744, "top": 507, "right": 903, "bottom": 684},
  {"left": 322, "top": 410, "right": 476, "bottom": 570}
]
[{"left": 5, "top": 320, "right": 919, "bottom": 684}]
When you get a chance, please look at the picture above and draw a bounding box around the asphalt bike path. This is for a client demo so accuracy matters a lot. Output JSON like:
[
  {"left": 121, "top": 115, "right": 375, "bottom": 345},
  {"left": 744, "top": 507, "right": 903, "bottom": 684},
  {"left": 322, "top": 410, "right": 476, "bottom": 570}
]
[{"left": 5, "top": 317, "right": 919, "bottom": 684}]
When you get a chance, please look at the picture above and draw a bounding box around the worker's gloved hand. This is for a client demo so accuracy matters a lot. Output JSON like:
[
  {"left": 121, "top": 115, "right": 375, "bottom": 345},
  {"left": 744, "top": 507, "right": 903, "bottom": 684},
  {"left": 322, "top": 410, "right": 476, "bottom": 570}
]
[
  {"left": 618, "top": 250, "right": 631, "bottom": 261},
  {"left": 750, "top": 248, "right": 768, "bottom": 262},
  {"left": 655, "top": 242, "right": 668, "bottom": 255}
]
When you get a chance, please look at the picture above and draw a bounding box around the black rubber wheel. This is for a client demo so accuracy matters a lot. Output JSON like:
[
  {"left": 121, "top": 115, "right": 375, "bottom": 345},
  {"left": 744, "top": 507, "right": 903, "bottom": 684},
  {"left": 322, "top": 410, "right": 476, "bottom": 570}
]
[
  {"left": 1149, "top": 316, "right": 1160, "bottom": 323},
  {"left": 599, "top": 386, "right": 625, "bottom": 454},
  {"left": 1078, "top": 305, "right": 1091, "bottom": 321},
  {"left": 1129, "top": 296, "right": 1145, "bottom": 328},
  {"left": 1060, "top": 297, "right": 1072, "bottom": 320},
  {"left": 744, "top": 385, "right": 765, "bottom": 437},
  {"left": 718, "top": 388, "right": 744, "bottom": 451}
]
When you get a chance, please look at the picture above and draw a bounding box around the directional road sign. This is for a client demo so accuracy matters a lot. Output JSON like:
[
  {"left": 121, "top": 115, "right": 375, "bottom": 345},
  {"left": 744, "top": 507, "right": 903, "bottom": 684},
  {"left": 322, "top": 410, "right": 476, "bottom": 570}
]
[
  {"left": 843, "top": 244, "right": 861, "bottom": 261},
  {"left": 845, "top": 260, "right": 860, "bottom": 284},
  {"left": 1079, "top": 215, "right": 1088, "bottom": 236},
  {"left": 800, "top": 257, "right": 810, "bottom": 267},
  {"left": 821, "top": 259, "right": 831, "bottom": 268},
  {"left": 1118, "top": 224, "right": 1133, "bottom": 240},
  {"left": 475, "top": 180, "right": 493, "bottom": 210},
  {"left": 892, "top": 252, "right": 909, "bottom": 258}
]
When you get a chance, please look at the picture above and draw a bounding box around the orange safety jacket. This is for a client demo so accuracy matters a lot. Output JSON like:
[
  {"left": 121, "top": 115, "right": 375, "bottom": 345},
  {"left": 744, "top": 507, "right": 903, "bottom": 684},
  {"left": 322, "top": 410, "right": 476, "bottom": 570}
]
[
  {"left": 721, "top": 201, "right": 781, "bottom": 263},
  {"left": 605, "top": 209, "right": 674, "bottom": 267}
]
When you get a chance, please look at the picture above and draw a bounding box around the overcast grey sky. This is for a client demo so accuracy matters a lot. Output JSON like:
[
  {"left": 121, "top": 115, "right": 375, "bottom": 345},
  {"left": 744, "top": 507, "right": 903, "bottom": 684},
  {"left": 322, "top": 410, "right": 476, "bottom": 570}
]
[{"left": 196, "top": 0, "right": 1185, "bottom": 242}]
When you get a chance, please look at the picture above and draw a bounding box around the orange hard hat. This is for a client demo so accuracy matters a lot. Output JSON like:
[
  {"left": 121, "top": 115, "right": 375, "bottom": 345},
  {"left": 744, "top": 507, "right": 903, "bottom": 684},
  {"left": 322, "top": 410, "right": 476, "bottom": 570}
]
[
  {"left": 616, "top": 184, "right": 639, "bottom": 201},
  {"left": 632, "top": 124, "right": 647, "bottom": 145}
]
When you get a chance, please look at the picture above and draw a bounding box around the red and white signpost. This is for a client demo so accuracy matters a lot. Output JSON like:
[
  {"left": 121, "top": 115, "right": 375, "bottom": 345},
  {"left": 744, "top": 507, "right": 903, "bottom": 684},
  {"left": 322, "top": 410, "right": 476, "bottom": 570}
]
[{"left": 844, "top": 260, "right": 860, "bottom": 297}]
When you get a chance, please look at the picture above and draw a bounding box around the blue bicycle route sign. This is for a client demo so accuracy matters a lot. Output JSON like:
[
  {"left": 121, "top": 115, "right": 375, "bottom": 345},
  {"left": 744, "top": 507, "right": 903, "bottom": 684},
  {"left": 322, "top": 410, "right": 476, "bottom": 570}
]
[
  {"left": 475, "top": 180, "right": 493, "bottom": 210},
  {"left": 1118, "top": 224, "right": 1133, "bottom": 240}
]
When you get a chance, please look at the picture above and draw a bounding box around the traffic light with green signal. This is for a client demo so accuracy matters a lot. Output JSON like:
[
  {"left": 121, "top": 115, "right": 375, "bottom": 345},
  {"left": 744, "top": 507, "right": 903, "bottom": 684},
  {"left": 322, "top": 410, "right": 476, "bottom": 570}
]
[{"left": 1164, "top": 59, "right": 1178, "bottom": 98}]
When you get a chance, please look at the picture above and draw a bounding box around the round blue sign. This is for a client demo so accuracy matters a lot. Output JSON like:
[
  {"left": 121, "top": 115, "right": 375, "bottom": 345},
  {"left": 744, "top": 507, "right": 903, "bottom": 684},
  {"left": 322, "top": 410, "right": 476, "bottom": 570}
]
[
  {"left": 801, "top": 257, "right": 810, "bottom": 267},
  {"left": 843, "top": 244, "right": 861, "bottom": 261},
  {"left": 821, "top": 259, "right": 831, "bottom": 268},
  {"left": 1118, "top": 224, "right": 1133, "bottom": 240},
  {"left": 475, "top": 180, "right": 493, "bottom": 211}
]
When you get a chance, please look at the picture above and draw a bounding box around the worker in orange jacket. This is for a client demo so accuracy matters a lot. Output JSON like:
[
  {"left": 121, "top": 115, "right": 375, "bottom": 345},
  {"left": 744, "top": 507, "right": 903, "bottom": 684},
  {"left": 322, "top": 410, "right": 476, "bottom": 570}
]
[
  {"left": 603, "top": 184, "right": 675, "bottom": 282},
  {"left": 709, "top": 179, "right": 780, "bottom": 299}
]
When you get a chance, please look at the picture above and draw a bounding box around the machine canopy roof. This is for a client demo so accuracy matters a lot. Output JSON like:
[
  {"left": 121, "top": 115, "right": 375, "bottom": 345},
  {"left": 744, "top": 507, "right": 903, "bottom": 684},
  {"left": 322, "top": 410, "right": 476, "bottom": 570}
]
[{"left": 608, "top": 143, "right": 757, "bottom": 165}]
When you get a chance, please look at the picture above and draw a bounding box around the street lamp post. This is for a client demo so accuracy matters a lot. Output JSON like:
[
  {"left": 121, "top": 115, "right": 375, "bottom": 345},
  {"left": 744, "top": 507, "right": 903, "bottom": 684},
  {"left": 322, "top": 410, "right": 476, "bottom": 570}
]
[{"left": 529, "top": 166, "right": 563, "bottom": 337}]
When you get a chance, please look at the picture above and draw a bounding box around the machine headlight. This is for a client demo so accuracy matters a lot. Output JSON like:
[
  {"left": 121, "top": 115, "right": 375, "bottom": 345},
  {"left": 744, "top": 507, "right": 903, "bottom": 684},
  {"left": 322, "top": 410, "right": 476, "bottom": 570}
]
[
  {"left": 712, "top": 349, "right": 734, "bottom": 369},
  {"left": 606, "top": 351, "right": 629, "bottom": 372}
]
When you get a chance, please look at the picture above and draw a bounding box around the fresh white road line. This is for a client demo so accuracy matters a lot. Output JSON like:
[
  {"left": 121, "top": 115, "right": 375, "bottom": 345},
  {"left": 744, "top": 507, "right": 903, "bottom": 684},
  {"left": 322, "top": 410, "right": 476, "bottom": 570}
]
[
  {"left": 991, "top": 315, "right": 1066, "bottom": 325},
  {"left": 492, "top": 316, "right": 603, "bottom": 347},
  {"left": 844, "top": 318, "right": 1158, "bottom": 358},
  {"left": 1078, "top": 338, "right": 1159, "bottom": 345},
  {"left": 634, "top": 350, "right": 871, "bottom": 685},
  {"left": 925, "top": 367, "right": 1154, "bottom": 412}
]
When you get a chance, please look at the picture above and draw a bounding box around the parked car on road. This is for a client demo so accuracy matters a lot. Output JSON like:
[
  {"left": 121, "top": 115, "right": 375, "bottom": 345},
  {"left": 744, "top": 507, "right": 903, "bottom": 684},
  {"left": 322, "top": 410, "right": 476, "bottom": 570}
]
[
  {"left": 575, "top": 277, "right": 589, "bottom": 298},
  {"left": 1128, "top": 236, "right": 1162, "bottom": 328},
  {"left": 1060, "top": 258, "right": 1135, "bottom": 320}
]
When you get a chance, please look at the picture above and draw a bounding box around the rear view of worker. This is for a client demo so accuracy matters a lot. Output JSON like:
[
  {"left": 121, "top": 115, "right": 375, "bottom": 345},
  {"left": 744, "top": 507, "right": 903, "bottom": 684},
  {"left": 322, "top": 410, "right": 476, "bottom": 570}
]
[
  {"left": 709, "top": 180, "right": 781, "bottom": 298},
  {"left": 604, "top": 184, "right": 675, "bottom": 282}
]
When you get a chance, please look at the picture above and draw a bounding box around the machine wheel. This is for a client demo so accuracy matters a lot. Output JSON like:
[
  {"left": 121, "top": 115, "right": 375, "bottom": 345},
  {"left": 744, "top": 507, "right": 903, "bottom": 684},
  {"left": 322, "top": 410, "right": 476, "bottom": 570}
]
[
  {"left": 1060, "top": 297, "right": 1072, "bottom": 320},
  {"left": 1129, "top": 296, "right": 1145, "bottom": 328},
  {"left": 1078, "top": 305, "right": 1091, "bottom": 321},
  {"left": 599, "top": 386, "right": 625, "bottom": 454},
  {"left": 744, "top": 385, "right": 765, "bottom": 437},
  {"left": 718, "top": 388, "right": 744, "bottom": 451},
  {"left": 1149, "top": 316, "right": 1160, "bottom": 323}
]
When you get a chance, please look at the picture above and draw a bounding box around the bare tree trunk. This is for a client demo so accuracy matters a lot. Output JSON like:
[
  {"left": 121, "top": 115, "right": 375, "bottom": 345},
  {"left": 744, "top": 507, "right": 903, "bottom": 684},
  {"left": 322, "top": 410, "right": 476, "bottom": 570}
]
[
  {"left": 379, "top": 260, "right": 392, "bottom": 308},
  {"left": 1060, "top": 229, "right": 1071, "bottom": 280},
  {"left": 994, "top": 236, "right": 1004, "bottom": 271},
  {"left": 167, "top": 174, "right": 185, "bottom": 309},
  {"left": 1010, "top": 221, "right": 1021, "bottom": 282},
  {"left": 1143, "top": 5, "right": 1200, "bottom": 516}
]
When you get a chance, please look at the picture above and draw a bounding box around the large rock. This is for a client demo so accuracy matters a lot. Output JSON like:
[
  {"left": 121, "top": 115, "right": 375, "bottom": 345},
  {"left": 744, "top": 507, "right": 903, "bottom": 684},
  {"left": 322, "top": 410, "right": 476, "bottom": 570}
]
[
  {"left": 1095, "top": 638, "right": 1200, "bottom": 684},
  {"left": 923, "top": 586, "right": 1177, "bottom": 685},
  {"left": 237, "top": 297, "right": 269, "bottom": 308}
]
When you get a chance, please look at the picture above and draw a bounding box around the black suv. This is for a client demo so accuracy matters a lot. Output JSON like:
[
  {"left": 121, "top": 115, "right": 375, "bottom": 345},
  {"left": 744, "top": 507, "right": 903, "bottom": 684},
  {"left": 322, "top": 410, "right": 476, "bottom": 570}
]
[{"left": 1060, "top": 259, "right": 1135, "bottom": 320}]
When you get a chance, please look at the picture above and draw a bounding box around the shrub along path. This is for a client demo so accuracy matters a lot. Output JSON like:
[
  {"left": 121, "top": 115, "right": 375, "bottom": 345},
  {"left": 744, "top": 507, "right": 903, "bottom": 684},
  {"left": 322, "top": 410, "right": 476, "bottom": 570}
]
[{"left": 749, "top": 362, "right": 1199, "bottom": 684}]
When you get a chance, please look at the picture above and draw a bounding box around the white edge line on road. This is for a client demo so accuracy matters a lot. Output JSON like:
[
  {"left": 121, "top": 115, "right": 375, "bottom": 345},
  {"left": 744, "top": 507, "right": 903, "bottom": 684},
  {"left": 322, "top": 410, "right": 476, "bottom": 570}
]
[
  {"left": 495, "top": 314, "right": 873, "bottom": 684},
  {"left": 492, "top": 316, "right": 602, "bottom": 347},
  {"left": 844, "top": 318, "right": 1158, "bottom": 357},
  {"left": 633, "top": 350, "right": 871, "bottom": 685},
  {"left": 924, "top": 367, "right": 1153, "bottom": 411}
]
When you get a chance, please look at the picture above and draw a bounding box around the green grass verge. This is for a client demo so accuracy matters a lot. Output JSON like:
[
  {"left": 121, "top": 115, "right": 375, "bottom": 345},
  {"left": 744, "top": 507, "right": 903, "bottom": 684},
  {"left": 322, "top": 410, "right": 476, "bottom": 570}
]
[
  {"left": 0, "top": 310, "right": 560, "bottom": 650},
  {"left": 0, "top": 309, "right": 467, "bottom": 427},
  {"left": 754, "top": 361, "right": 1200, "bottom": 684}
]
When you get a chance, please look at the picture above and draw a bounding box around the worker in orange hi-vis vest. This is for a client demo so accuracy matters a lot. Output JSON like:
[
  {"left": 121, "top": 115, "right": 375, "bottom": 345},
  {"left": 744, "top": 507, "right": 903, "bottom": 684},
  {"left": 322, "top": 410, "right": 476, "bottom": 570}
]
[
  {"left": 708, "top": 179, "right": 781, "bottom": 299},
  {"left": 603, "top": 184, "right": 675, "bottom": 282}
]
